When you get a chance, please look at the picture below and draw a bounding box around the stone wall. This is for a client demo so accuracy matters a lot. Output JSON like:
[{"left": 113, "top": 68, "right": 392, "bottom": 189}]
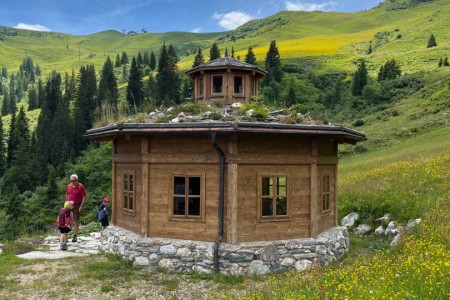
[{"left": 101, "top": 226, "right": 349, "bottom": 275}]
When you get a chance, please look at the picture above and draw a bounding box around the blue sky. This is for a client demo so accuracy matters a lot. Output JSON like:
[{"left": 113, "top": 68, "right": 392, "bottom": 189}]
[{"left": 0, "top": 0, "right": 382, "bottom": 35}]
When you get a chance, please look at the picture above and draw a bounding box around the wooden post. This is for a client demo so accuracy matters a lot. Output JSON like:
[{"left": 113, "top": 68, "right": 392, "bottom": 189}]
[
  {"left": 141, "top": 137, "right": 149, "bottom": 237},
  {"left": 111, "top": 140, "right": 117, "bottom": 225},
  {"left": 334, "top": 140, "right": 339, "bottom": 227},
  {"left": 310, "top": 138, "right": 319, "bottom": 237}
]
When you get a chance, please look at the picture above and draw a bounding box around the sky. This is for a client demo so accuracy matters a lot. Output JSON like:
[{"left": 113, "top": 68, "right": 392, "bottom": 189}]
[{"left": 0, "top": 0, "right": 382, "bottom": 35}]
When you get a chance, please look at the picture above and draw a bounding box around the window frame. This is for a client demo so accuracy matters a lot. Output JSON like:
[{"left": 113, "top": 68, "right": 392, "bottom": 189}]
[
  {"left": 198, "top": 77, "right": 204, "bottom": 98},
  {"left": 122, "top": 170, "right": 136, "bottom": 215},
  {"left": 233, "top": 75, "right": 244, "bottom": 95},
  {"left": 170, "top": 172, "right": 206, "bottom": 222},
  {"left": 321, "top": 174, "right": 331, "bottom": 215},
  {"left": 257, "top": 174, "right": 290, "bottom": 222},
  {"left": 211, "top": 75, "right": 223, "bottom": 95}
]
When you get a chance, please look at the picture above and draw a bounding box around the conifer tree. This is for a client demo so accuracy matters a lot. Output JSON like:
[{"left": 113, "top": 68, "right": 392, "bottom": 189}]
[
  {"left": 263, "top": 40, "right": 282, "bottom": 85},
  {"left": 231, "top": 46, "right": 235, "bottom": 58},
  {"left": 0, "top": 185, "right": 26, "bottom": 240},
  {"left": 143, "top": 51, "right": 150, "bottom": 66},
  {"left": 0, "top": 117, "right": 5, "bottom": 177},
  {"left": 98, "top": 56, "right": 118, "bottom": 109},
  {"left": 192, "top": 47, "right": 205, "bottom": 68},
  {"left": 28, "top": 87, "right": 38, "bottom": 110},
  {"left": 115, "top": 53, "right": 121, "bottom": 67},
  {"left": 245, "top": 46, "right": 257, "bottom": 65},
  {"left": 64, "top": 70, "right": 76, "bottom": 102},
  {"left": 121, "top": 51, "right": 129, "bottom": 65},
  {"left": 444, "top": 56, "right": 449, "bottom": 66},
  {"left": 156, "top": 44, "right": 181, "bottom": 105},
  {"left": 149, "top": 51, "right": 157, "bottom": 70},
  {"left": 285, "top": 78, "right": 297, "bottom": 107},
  {"left": 209, "top": 43, "right": 221, "bottom": 61},
  {"left": 427, "top": 33, "right": 437, "bottom": 48},
  {"left": 37, "top": 78, "right": 45, "bottom": 108},
  {"left": 126, "top": 57, "right": 143, "bottom": 110},
  {"left": 352, "top": 61, "right": 368, "bottom": 96},
  {"left": 1, "top": 66, "right": 7, "bottom": 79},
  {"left": 438, "top": 57, "right": 443, "bottom": 67},
  {"left": 1, "top": 90, "right": 9, "bottom": 116},
  {"left": 367, "top": 43, "right": 373, "bottom": 54},
  {"left": 378, "top": 59, "right": 401, "bottom": 81},
  {"left": 224, "top": 47, "right": 229, "bottom": 57}
]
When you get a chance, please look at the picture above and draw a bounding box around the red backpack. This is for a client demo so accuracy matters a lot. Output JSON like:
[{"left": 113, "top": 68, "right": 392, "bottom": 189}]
[{"left": 56, "top": 208, "right": 71, "bottom": 227}]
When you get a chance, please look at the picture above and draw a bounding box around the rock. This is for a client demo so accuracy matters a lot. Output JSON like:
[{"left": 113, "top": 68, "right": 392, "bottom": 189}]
[
  {"left": 374, "top": 225, "right": 385, "bottom": 237},
  {"left": 178, "top": 112, "right": 185, "bottom": 118},
  {"left": 245, "top": 109, "right": 254, "bottom": 117},
  {"left": 160, "top": 245, "right": 177, "bottom": 255},
  {"left": 406, "top": 218, "right": 422, "bottom": 233},
  {"left": 248, "top": 260, "right": 271, "bottom": 275},
  {"left": 281, "top": 257, "right": 295, "bottom": 267},
  {"left": 390, "top": 226, "right": 405, "bottom": 246},
  {"left": 134, "top": 256, "right": 150, "bottom": 267},
  {"left": 231, "top": 102, "right": 242, "bottom": 108},
  {"left": 260, "top": 244, "right": 278, "bottom": 262},
  {"left": 159, "top": 258, "right": 176, "bottom": 270},
  {"left": 385, "top": 221, "right": 397, "bottom": 237},
  {"left": 171, "top": 117, "right": 180, "bottom": 123},
  {"left": 177, "top": 247, "right": 192, "bottom": 258},
  {"left": 294, "top": 259, "right": 312, "bottom": 272},
  {"left": 354, "top": 224, "right": 372, "bottom": 236},
  {"left": 375, "top": 213, "right": 391, "bottom": 223},
  {"left": 341, "top": 212, "right": 359, "bottom": 228}
]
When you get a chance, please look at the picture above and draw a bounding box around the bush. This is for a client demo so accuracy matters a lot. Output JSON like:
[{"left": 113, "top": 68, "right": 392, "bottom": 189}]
[{"left": 352, "top": 119, "right": 365, "bottom": 127}]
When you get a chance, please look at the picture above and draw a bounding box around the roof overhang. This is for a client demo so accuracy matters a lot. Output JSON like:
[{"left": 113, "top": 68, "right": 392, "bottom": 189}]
[{"left": 86, "top": 122, "right": 366, "bottom": 145}]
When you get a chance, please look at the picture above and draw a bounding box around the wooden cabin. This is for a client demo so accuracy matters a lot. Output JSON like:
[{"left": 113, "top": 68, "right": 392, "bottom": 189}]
[
  {"left": 86, "top": 122, "right": 365, "bottom": 243},
  {"left": 186, "top": 57, "right": 267, "bottom": 104}
]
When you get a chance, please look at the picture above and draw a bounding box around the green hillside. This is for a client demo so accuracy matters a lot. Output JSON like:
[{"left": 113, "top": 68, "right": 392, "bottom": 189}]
[{"left": 1, "top": 0, "right": 450, "bottom": 74}]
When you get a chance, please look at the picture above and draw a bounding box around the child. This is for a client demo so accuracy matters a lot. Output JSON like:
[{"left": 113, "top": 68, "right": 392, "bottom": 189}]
[
  {"left": 56, "top": 201, "right": 73, "bottom": 251},
  {"left": 98, "top": 197, "right": 110, "bottom": 235}
]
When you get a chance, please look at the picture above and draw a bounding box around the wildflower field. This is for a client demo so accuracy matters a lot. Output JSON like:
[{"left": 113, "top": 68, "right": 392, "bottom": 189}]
[{"left": 218, "top": 150, "right": 450, "bottom": 299}]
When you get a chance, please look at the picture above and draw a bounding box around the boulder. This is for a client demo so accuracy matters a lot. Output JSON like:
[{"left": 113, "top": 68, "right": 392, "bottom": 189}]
[
  {"left": 374, "top": 225, "right": 385, "bottom": 237},
  {"left": 354, "top": 224, "right": 372, "bottom": 236},
  {"left": 248, "top": 260, "right": 271, "bottom": 275},
  {"left": 341, "top": 212, "right": 359, "bottom": 228},
  {"left": 385, "top": 221, "right": 397, "bottom": 237},
  {"left": 375, "top": 213, "right": 391, "bottom": 223},
  {"left": 406, "top": 218, "right": 422, "bottom": 233}
]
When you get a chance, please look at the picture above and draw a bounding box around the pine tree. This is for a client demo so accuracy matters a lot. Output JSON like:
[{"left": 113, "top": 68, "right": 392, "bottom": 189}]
[
  {"left": 352, "top": 61, "right": 368, "bottom": 96},
  {"left": 37, "top": 78, "right": 45, "bottom": 108},
  {"left": 115, "top": 53, "right": 121, "bottom": 67},
  {"left": 0, "top": 117, "right": 5, "bottom": 177},
  {"left": 427, "top": 33, "right": 437, "bottom": 48},
  {"left": 444, "top": 56, "right": 449, "bottom": 66},
  {"left": 192, "top": 47, "right": 205, "bottom": 68},
  {"left": 98, "top": 56, "right": 118, "bottom": 109},
  {"left": 245, "top": 46, "right": 257, "bottom": 65},
  {"left": 1, "top": 90, "right": 8, "bottom": 116},
  {"left": 263, "top": 40, "right": 282, "bottom": 86},
  {"left": 156, "top": 44, "right": 181, "bottom": 106},
  {"left": 0, "top": 185, "right": 26, "bottom": 240},
  {"left": 149, "top": 51, "right": 157, "bottom": 70},
  {"left": 438, "top": 57, "right": 443, "bottom": 67},
  {"left": 209, "top": 42, "right": 221, "bottom": 61},
  {"left": 121, "top": 51, "right": 129, "bottom": 65},
  {"left": 145, "top": 73, "right": 158, "bottom": 104},
  {"left": 126, "top": 57, "right": 143, "bottom": 110},
  {"left": 1, "top": 66, "right": 7, "bottom": 79},
  {"left": 285, "top": 78, "right": 297, "bottom": 107},
  {"left": 137, "top": 52, "right": 143, "bottom": 68},
  {"left": 143, "top": 51, "right": 150, "bottom": 66},
  {"left": 367, "top": 43, "right": 373, "bottom": 54},
  {"left": 378, "top": 59, "right": 401, "bottom": 81},
  {"left": 224, "top": 47, "right": 229, "bottom": 57},
  {"left": 28, "top": 87, "right": 38, "bottom": 110},
  {"left": 231, "top": 46, "right": 235, "bottom": 58}
]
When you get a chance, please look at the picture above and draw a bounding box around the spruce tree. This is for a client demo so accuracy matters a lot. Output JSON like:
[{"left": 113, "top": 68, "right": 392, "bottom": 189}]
[
  {"left": 137, "top": 52, "right": 143, "bottom": 68},
  {"left": 126, "top": 57, "right": 143, "bottom": 110},
  {"left": 156, "top": 44, "right": 181, "bottom": 106},
  {"left": 0, "top": 185, "right": 26, "bottom": 240},
  {"left": 115, "top": 53, "right": 121, "bottom": 67},
  {"left": 209, "top": 42, "right": 221, "bottom": 61},
  {"left": 121, "top": 51, "right": 129, "bottom": 65},
  {"left": 143, "top": 51, "right": 150, "bottom": 66},
  {"left": 0, "top": 117, "right": 5, "bottom": 177},
  {"left": 231, "top": 46, "right": 235, "bottom": 58},
  {"left": 28, "top": 87, "right": 38, "bottom": 110},
  {"left": 245, "top": 46, "right": 257, "bottom": 65},
  {"left": 438, "top": 57, "right": 443, "bottom": 67},
  {"left": 224, "top": 47, "right": 229, "bottom": 57},
  {"left": 1, "top": 90, "right": 8, "bottom": 116},
  {"left": 37, "top": 78, "right": 45, "bottom": 108},
  {"left": 192, "top": 47, "right": 205, "bottom": 68},
  {"left": 427, "top": 33, "right": 437, "bottom": 48},
  {"left": 378, "top": 59, "right": 401, "bottom": 81},
  {"left": 263, "top": 40, "right": 282, "bottom": 86},
  {"left": 149, "top": 51, "right": 157, "bottom": 71},
  {"left": 444, "top": 56, "right": 449, "bottom": 66},
  {"left": 352, "top": 61, "right": 368, "bottom": 96},
  {"left": 98, "top": 56, "right": 118, "bottom": 109}
]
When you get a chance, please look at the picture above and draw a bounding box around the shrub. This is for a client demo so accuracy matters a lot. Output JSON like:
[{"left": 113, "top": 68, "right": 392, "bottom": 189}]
[{"left": 352, "top": 119, "right": 365, "bottom": 127}]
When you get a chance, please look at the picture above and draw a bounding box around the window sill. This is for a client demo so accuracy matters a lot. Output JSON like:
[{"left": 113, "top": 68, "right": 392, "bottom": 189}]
[
  {"left": 259, "top": 217, "right": 289, "bottom": 223},
  {"left": 122, "top": 208, "right": 135, "bottom": 217},
  {"left": 321, "top": 210, "right": 331, "bottom": 217},
  {"left": 170, "top": 216, "right": 205, "bottom": 222}
]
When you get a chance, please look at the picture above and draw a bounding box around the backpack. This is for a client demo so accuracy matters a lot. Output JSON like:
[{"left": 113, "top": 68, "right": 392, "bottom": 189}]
[
  {"left": 57, "top": 212, "right": 67, "bottom": 227},
  {"left": 57, "top": 209, "right": 71, "bottom": 227},
  {"left": 97, "top": 206, "right": 106, "bottom": 221}
]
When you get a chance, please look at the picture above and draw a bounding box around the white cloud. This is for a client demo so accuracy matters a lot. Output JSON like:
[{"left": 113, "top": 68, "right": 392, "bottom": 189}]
[
  {"left": 14, "top": 23, "right": 51, "bottom": 32},
  {"left": 213, "top": 11, "right": 253, "bottom": 31},
  {"left": 285, "top": 1, "right": 337, "bottom": 12},
  {"left": 191, "top": 27, "right": 202, "bottom": 33}
]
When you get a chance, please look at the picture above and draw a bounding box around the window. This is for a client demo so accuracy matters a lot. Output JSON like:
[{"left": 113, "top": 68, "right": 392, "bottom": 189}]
[
  {"left": 199, "top": 77, "right": 204, "bottom": 97},
  {"left": 261, "top": 176, "right": 288, "bottom": 219},
  {"left": 123, "top": 173, "right": 134, "bottom": 211},
  {"left": 234, "top": 76, "right": 243, "bottom": 94},
  {"left": 322, "top": 175, "right": 330, "bottom": 213},
  {"left": 212, "top": 75, "right": 223, "bottom": 94},
  {"left": 173, "top": 175, "right": 201, "bottom": 218}
]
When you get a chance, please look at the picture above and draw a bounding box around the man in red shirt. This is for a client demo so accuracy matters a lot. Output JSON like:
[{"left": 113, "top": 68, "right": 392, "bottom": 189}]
[{"left": 66, "top": 174, "right": 87, "bottom": 242}]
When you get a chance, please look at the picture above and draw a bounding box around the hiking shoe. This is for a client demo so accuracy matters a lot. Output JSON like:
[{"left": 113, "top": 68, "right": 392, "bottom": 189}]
[
  {"left": 71, "top": 235, "right": 77, "bottom": 242},
  {"left": 59, "top": 244, "right": 65, "bottom": 250},
  {"left": 62, "top": 244, "right": 68, "bottom": 251}
]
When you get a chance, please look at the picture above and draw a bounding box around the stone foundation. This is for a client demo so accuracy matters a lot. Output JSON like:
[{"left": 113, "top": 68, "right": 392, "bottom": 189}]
[{"left": 101, "top": 226, "right": 349, "bottom": 275}]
